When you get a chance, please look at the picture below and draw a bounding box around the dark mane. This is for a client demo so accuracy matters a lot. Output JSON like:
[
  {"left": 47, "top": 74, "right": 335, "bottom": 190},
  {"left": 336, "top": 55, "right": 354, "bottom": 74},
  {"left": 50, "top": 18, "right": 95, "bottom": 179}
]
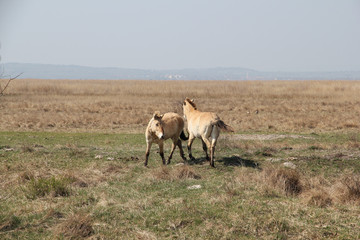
[{"left": 185, "top": 98, "right": 197, "bottom": 110}]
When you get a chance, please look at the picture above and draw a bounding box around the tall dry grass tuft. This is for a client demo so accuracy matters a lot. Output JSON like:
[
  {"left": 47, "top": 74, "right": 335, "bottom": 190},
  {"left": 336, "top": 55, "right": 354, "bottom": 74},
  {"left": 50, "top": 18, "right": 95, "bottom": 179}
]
[
  {"left": 56, "top": 213, "right": 94, "bottom": 239},
  {"left": 332, "top": 173, "right": 360, "bottom": 204},
  {"left": 261, "top": 166, "right": 302, "bottom": 196},
  {"left": 298, "top": 172, "right": 360, "bottom": 207},
  {"left": 301, "top": 188, "right": 333, "bottom": 208},
  {"left": 152, "top": 166, "right": 172, "bottom": 180},
  {"left": 174, "top": 165, "right": 201, "bottom": 180}
]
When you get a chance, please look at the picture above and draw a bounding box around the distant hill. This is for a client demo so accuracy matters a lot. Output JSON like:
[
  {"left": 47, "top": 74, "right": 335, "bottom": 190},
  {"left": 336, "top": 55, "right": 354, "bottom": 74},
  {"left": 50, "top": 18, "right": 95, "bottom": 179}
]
[{"left": 2, "top": 63, "right": 360, "bottom": 80}]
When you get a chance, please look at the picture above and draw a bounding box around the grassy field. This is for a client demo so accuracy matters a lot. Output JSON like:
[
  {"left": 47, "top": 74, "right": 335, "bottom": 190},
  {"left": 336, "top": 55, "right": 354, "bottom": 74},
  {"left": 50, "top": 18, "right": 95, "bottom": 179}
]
[
  {"left": 1, "top": 79, "right": 360, "bottom": 239},
  {"left": 1, "top": 131, "right": 360, "bottom": 239}
]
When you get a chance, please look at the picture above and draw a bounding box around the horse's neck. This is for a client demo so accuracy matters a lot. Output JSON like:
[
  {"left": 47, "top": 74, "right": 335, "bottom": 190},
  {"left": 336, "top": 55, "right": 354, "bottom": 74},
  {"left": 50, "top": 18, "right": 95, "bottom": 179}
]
[{"left": 186, "top": 108, "right": 198, "bottom": 118}]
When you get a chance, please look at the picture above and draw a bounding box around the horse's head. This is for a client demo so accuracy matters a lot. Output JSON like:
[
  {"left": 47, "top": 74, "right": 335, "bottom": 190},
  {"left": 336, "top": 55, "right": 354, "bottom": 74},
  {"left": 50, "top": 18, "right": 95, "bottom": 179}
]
[
  {"left": 183, "top": 98, "right": 197, "bottom": 118},
  {"left": 150, "top": 111, "right": 164, "bottom": 139}
]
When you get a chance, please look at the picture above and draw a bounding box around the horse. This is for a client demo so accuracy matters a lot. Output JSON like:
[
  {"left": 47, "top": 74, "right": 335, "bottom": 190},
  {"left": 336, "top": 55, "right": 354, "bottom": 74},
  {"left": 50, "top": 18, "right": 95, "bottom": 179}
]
[
  {"left": 183, "top": 98, "right": 234, "bottom": 167},
  {"left": 145, "top": 112, "right": 188, "bottom": 166}
]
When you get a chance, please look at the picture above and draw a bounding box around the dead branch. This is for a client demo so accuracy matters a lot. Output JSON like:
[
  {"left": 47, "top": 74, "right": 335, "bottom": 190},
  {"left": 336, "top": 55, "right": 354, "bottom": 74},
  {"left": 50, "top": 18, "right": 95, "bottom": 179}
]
[{"left": 0, "top": 72, "right": 23, "bottom": 95}]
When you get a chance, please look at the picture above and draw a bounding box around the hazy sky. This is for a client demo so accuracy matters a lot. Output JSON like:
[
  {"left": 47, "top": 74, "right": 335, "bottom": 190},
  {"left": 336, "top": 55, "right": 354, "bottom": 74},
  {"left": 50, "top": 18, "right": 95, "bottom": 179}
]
[{"left": 0, "top": 0, "right": 359, "bottom": 71}]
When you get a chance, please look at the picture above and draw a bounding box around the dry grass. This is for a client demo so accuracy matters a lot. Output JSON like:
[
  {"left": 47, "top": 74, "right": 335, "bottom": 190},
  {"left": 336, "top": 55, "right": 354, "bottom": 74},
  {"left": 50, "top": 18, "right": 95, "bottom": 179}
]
[
  {"left": 56, "top": 213, "right": 94, "bottom": 239},
  {"left": 261, "top": 166, "right": 302, "bottom": 196},
  {"left": 152, "top": 165, "right": 201, "bottom": 181},
  {"left": 234, "top": 166, "right": 360, "bottom": 208},
  {"left": 1, "top": 79, "right": 360, "bottom": 133}
]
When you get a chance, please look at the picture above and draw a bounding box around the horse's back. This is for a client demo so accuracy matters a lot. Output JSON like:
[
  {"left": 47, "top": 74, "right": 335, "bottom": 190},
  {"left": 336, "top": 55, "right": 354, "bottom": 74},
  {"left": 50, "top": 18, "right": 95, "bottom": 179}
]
[
  {"left": 188, "top": 111, "right": 220, "bottom": 137},
  {"left": 162, "top": 112, "right": 185, "bottom": 139},
  {"left": 188, "top": 111, "right": 219, "bottom": 128}
]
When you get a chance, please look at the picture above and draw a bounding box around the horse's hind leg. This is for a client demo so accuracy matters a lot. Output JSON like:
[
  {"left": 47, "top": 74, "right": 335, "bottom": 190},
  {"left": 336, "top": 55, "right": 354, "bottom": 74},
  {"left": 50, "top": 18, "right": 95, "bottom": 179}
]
[
  {"left": 209, "top": 127, "right": 220, "bottom": 168},
  {"left": 167, "top": 139, "right": 177, "bottom": 165},
  {"left": 187, "top": 134, "right": 196, "bottom": 160},
  {"left": 210, "top": 142, "right": 216, "bottom": 168},
  {"left": 176, "top": 139, "right": 186, "bottom": 161},
  {"left": 201, "top": 138, "right": 210, "bottom": 161},
  {"left": 202, "top": 137, "right": 214, "bottom": 167},
  {"left": 158, "top": 142, "right": 166, "bottom": 165}
]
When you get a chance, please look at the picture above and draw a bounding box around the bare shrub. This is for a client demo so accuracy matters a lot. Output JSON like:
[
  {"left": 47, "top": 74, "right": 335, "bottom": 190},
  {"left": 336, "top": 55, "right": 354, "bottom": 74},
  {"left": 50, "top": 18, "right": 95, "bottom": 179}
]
[{"left": 57, "top": 213, "right": 94, "bottom": 239}]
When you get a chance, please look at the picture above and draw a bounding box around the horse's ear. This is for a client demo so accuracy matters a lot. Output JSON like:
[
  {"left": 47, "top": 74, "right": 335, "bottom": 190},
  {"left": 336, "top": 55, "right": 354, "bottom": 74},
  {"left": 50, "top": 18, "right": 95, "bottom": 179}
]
[
  {"left": 153, "top": 111, "right": 162, "bottom": 120},
  {"left": 191, "top": 99, "right": 194, "bottom": 103}
]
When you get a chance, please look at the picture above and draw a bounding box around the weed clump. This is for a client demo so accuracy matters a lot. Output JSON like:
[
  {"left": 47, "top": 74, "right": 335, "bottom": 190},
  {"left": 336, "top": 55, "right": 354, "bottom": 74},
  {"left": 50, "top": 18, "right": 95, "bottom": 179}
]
[
  {"left": 26, "top": 176, "right": 72, "bottom": 199},
  {"left": 0, "top": 215, "right": 21, "bottom": 232}
]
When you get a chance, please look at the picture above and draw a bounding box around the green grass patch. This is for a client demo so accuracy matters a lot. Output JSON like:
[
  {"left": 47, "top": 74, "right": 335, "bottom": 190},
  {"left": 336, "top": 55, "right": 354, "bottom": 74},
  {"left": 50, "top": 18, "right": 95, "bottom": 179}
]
[{"left": 25, "top": 176, "right": 73, "bottom": 199}]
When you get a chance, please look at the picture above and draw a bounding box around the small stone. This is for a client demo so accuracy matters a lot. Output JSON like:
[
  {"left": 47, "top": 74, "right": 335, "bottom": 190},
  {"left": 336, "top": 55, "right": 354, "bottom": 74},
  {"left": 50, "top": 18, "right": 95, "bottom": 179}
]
[
  {"left": 267, "top": 158, "right": 281, "bottom": 162},
  {"left": 283, "top": 162, "right": 296, "bottom": 169},
  {"left": 95, "top": 155, "right": 103, "bottom": 159},
  {"left": 187, "top": 185, "right": 202, "bottom": 190},
  {"left": 107, "top": 157, "right": 114, "bottom": 161}
]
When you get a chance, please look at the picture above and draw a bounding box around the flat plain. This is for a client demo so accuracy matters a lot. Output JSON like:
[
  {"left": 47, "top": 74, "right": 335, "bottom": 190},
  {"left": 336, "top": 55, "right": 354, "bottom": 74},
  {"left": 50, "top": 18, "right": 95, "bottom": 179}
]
[{"left": 1, "top": 79, "right": 360, "bottom": 239}]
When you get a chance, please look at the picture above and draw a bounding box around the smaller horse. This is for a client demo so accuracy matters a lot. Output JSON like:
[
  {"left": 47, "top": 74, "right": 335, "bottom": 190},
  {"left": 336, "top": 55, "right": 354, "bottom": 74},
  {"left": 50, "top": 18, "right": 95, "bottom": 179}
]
[
  {"left": 183, "top": 98, "right": 234, "bottom": 167},
  {"left": 145, "top": 112, "right": 188, "bottom": 166}
]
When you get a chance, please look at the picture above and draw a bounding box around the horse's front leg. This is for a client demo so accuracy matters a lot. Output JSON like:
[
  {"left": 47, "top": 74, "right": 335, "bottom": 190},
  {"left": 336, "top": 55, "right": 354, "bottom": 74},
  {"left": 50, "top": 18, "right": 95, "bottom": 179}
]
[
  {"left": 177, "top": 139, "right": 187, "bottom": 162},
  {"left": 158, "top": 141, "right": 166, "bottom": 165},
  {"left": 145, "top": 141, "right": 152, "bottom": 167},
  {"left": 167, "top": 138, "right": 177, "bottom": 165}
]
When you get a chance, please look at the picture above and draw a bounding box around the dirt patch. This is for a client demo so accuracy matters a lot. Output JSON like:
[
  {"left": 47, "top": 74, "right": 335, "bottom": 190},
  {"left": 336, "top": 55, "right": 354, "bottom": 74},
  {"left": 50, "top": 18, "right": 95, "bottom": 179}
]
[{"left": 222, "top": 134, "right": 314, "bottom": 141}]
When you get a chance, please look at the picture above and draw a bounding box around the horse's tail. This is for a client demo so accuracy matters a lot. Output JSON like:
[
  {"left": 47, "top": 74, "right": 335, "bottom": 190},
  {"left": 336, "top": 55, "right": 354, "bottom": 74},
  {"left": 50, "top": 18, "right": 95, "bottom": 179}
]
[
  {"left": 180, "top": 130, "right": 189, "bottom": 140},
  {"left": 216, "top": 120, "right": 234, "bottom": 133}
]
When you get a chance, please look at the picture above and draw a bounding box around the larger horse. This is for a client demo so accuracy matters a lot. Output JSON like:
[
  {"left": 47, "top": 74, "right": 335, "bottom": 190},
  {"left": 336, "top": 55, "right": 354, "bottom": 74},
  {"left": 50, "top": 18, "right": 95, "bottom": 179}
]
[
  {"left": 183, "top": 98, "right": 233, "bottom": 167},
  {"left": 145, "top": 112, "right": 188, "bottom": 166}
]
